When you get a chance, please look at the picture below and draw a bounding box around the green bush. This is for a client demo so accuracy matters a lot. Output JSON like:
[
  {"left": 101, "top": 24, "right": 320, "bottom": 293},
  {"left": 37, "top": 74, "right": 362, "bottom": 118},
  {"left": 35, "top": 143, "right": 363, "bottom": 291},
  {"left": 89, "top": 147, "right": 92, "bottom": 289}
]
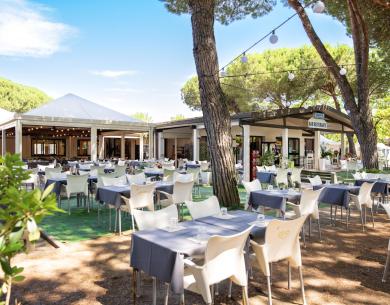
[{"left": 0, "top": 154, "right": 61, "bottom": 305}]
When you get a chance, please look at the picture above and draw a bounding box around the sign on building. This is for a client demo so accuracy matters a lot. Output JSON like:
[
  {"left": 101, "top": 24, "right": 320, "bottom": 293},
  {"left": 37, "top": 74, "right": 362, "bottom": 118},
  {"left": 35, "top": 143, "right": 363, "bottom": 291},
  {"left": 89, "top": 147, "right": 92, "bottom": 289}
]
[{"left": 308, "top": 117, "right": 328, "bottom": 129}]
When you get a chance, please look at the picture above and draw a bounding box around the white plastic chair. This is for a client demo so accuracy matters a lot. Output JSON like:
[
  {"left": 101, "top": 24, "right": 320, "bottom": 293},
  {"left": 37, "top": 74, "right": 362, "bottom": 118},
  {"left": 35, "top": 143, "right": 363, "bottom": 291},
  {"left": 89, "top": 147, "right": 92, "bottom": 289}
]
[
  {"left": 158, "top": 181, "right": 194, "bottom": 219},
  {"left": 132, "top": 204, "right": 178, "bottom": 231},
  {"left": 383, "top": 239, "right": 390, "bottom": 282},
  {"left": 290, "top": 168, "right": 303, "bottom": 188},
  {"left": 114, "top": 165, "right": 127, "bottom": 176},
  {"left": 250, "top": 216, "right": 308, "bottom": 305},
  {"left": 181, "top": 227, "right": 252, "bottom": 305},
  {"left": 352, "top": 172, "right": 362, "bottom": 180},
  {"left": 308, "top": 175, "right": 322, "bottom": 187},
  {"left": 187, "top": 167, "right": 201, "bottom": 194},
  {"left": 286, "top": 188, "right": 323, "bottom": 241},
  {"left": 185, "top": 196, "right": 220, "bottom": 220},
  {"left": 163, "top": 168, "right": 176, "bottom": 182},
  {"left": 22, "top": 173, "right": 39, "bottom": 190},
  {"left": 200, "top": 161, "right": 209, "bottom": 171},
  {"left": 101, "top": 175, "right": 127, "bottom": 187},
  {"left": 242, "top": 179, "right": 262, "bottom": 210},
  {"left": 62, "top": 174, "right": 89, "bottom": 214},
  {"left": 45, "top": 167, "right": 62, "bottom": 181},
  {"left": 275, "top": 168, "right": 289, "bottom": 187},
  {"left": 349, "top": 182, "right": 375, "bottom": 231},
  {"left": 174, "top": 172, "right": 193, "bottom": 183},
  {"left": 127, "top": 172, "right": 147, "bottom": 185},
  {"left": 119, "top": 182, "right": 156, "bottom": 231}
]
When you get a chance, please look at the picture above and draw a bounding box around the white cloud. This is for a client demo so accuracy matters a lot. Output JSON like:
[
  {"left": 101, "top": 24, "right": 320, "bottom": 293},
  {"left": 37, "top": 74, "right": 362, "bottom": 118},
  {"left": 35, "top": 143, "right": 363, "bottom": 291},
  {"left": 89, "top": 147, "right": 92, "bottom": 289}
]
[
  {"left": 0, "top": 0, "right": 75, "bottom": 57},
  {"left": 91, "top": 70, "right": 138, "bottom": 78}
]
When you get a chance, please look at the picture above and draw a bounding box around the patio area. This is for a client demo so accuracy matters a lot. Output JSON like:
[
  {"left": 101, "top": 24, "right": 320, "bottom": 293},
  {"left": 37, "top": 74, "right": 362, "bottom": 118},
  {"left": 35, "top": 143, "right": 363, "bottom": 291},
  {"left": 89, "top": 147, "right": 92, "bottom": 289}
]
[{"left": 12, "top": 206, "right": 390, "bottom": 305}]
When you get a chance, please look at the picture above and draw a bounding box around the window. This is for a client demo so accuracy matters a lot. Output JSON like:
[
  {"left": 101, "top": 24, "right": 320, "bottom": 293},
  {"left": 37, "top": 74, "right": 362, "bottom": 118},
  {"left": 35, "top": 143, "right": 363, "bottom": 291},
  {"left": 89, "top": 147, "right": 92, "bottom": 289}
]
[
  {"left": 31, "top": 139, "right": 66, "bottom": 156},
  {"left": 77, "top": 140, "right": 91, "bottom": 156}
]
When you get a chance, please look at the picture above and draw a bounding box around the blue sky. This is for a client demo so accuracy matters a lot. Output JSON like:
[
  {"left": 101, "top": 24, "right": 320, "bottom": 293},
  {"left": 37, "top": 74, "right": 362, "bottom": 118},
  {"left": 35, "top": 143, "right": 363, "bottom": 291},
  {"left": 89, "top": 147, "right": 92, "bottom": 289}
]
[{"left": 0, "top": 0, "right": 352, "bottom": 121}]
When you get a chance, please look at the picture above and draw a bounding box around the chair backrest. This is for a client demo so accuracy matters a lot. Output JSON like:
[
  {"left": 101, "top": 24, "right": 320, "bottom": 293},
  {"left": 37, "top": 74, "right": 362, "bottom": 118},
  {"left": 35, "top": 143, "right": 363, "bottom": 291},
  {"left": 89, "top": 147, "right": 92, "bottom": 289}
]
[
  {"left": 265, "top": 165, "right": 276, "bottom": 171},
  {"left": 174, "top": 172, "right": 193, "bottom": 183},
  {"left": 187, "top": 167, "right": 201, "bottom": 183},
  {"left": 173, "top": 181, "right": 194, "bottom": 203},
  {"left": 299, "top": 188, "right": 322, "bottom": 218},
  {"left": 256, "top": 215, "right": 307, "bottom": 266},
  {"left": 45, "top": 167, "right": 62, "bottom": 179},
  {"left": 380, "top": 203, "right": 390, "bottom": 219},
  {"left": 185, "top": 196, "right": 220, "bottom": 220},
  {"left": 89, "top": 165, "right": 99, "bottom": 177},
  {"left": 66, "top": 174, "right": 89, "bottom": 196},
  {"left": 275, "top": 168, "right": 289, "bottom": 185},
  {"left": 128, "top": 182, "right": 156, "bottom": 211},
  {"left": 163, "top": 168, "right": 176, "bottom": 182},
  {"left": 290, "top": 167, "right": 303, "bottom": 184},
  {"left": 126, "top": 172, "right": 146, "bottom": 185},
  {"left": 78, "top": 163, "right": 91, "bottom": 171},
  {"left": 200, "top": 161, "right": 209, "bottom": 171},
  {"left": 242, "top": 179, "right": 262, "bottom": 194},
  {"left": 204, "top": 226, "right": 252, "bottom": 287},
  {"left": 358, "top": 182, "right": 374, "bottom": 207},
  {"left": 132, "top": 204, "right": 178, "bottom": 230},
  {"left": 256, "top": 166, "right": 265, "bottom": 173},
  {"left": 114, "top": 165, "right": 127, "bottom": 176},
  {"left": 101, "top": 175, "right": 127, "bottom": 187},
  {"left": 97, "top": 172, "right": 116, "bottom": 188},
  {"left": 352, "top": 172, "right": 362, "bottom": 180},
  {"left": 117, "top": 160, "right": 126, "bottom": 166},
  {"left": 308, "top": 175, "right": 322, "bottom": 187}
]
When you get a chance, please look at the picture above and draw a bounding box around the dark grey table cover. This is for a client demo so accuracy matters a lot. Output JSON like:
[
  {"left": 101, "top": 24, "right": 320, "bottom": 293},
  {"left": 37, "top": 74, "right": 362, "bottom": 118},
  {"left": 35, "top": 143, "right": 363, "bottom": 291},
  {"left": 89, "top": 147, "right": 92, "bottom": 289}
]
[
  {"left": 313, "top": 184, "right": 360, "bottom": 208},
  {"left": 46, "top": 176, "right": 97, "bottom": 196},
  {"left": 96, "top": 182, "right": 173, "bottom": 208},
  {"left": 355, "top": 179, "right": 389, "bottom": 195},
  {"left": 131, "top": 210, "right": 266, "bottom": 294},
  {"left": 248, "top": 189, "right": 301, "bottom": 213},
  {"left": 186, "top": 164, "right": 201, "bottom": 169}
]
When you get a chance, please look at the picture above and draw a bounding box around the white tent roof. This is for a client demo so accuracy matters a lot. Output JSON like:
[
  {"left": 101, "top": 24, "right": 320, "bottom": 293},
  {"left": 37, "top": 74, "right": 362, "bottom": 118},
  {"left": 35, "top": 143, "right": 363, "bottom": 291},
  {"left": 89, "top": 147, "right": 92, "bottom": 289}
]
[
  {"left": 24, "top": 93, "right": 141, "bottom": 123},
  {"left": 320, "top": 135, "right": 340, "bottom": 146},
  {"left": 0, "top": 108, "right": 14, "bottom": 124}
]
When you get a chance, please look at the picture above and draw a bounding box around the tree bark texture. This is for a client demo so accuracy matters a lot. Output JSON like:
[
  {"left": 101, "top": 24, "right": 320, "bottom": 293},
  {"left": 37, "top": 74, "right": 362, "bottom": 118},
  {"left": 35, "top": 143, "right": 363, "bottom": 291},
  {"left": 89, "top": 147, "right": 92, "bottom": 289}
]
[
  {"left": 188, "top": 0, "right": 240, "bottom": 206},
  {"left": 288, "top": 0, "right": 378, "bottom": 168}
]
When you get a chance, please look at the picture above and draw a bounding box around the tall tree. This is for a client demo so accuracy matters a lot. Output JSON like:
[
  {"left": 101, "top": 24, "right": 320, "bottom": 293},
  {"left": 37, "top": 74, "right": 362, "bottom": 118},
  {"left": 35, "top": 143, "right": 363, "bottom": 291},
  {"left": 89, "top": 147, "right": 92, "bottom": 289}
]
[
  {"left": 0, "top": 78, "right": 49, "bottom": 112},
  {"left": 287, "top": 0, "right": 385, "bottom": 168},
  {"left": 164, "top": 0, "right": 275, "bottom": 206},
  {"left": 131, "top": 112, "right": 153, "bottom": 122}
]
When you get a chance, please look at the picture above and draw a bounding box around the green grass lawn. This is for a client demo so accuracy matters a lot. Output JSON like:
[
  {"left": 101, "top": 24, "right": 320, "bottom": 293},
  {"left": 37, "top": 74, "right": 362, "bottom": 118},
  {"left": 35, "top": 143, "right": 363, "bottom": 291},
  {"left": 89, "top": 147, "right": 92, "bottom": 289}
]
[{"left": 40, "top": 185, "right": 248, "bottom": 243}]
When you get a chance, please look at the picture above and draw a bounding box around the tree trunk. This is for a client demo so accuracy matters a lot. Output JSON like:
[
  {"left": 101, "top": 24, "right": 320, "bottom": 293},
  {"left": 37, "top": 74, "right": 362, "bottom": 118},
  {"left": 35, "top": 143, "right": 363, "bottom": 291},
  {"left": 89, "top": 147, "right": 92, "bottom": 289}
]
[
  {"left": 288, "top": 0, "right": 378, "bottom": 169},
  {"left": 188, "top": 0, "right": 240, "bottom": 207},
  {"left": 331, "top": 93, "right": 357, "bottom": 156}
]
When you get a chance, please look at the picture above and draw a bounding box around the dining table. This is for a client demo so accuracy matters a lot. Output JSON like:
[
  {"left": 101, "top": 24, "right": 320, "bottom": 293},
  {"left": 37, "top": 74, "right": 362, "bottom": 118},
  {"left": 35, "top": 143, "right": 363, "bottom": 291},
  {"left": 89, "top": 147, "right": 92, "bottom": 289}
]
[{"left": 130, "top": 210, "right": 274, "bottom": 294}]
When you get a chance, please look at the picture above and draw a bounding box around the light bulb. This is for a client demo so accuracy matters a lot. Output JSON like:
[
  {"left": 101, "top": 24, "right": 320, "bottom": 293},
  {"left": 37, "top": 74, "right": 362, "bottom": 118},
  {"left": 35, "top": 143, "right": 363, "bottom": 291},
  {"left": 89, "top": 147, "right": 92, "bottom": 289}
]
[
  {"left": 288, "top": 72, "right": 295, "bottom": 81},
  {"left": 313, "top": 1, "right": 325, "bottom": 13},
  {"left": 339, "top": 67, "right": 347, "bottom": 75},
  {"left": 241, "top": 53, "right": 248, "bottom": 63},
  {"left": 269, "top": 31, "right": 278, "bottom": 44},
  {"left": 220, "top": 68, "right": 227, "bottom": 77}
]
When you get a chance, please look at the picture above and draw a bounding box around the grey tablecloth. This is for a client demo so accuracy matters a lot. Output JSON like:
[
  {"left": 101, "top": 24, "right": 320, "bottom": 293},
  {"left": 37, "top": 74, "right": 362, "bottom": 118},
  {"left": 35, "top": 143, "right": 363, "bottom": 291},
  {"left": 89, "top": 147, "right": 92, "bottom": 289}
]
[
  {"left": 95, "top": 182, "right": 173, "bottom": 208},
  {"left": 313, "top": 184, "right": 360, "bottom": 208},
  {"left": 186, "top": 164, "right": 200, "bottom": 169},
  {"left": 355, "top": 179, "right": 389, "bottom": 195},
  {"left": 131, "top": 216, "right": 249, "bottom": 294},
  {"left": 248, "top": 189, "right": 301, "bottom": 213}
]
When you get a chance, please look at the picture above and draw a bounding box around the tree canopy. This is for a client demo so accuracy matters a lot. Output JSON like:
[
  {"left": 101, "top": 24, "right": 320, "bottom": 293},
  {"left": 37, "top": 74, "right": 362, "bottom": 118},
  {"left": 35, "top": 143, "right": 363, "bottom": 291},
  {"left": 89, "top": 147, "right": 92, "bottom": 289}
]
[
  {"left": 131, "top": 112, "right": 153, "bottom": 122},
  {"left": 170, "top": 114, "right": 186, "bottom": 121},
  {"left": 0, "top": 78, "right": 50, "bottom": 113}
]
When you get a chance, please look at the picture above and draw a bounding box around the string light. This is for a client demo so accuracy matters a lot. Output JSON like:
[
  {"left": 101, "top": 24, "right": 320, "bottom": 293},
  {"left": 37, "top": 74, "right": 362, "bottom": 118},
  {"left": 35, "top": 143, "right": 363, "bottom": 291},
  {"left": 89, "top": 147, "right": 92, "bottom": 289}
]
[
  {"left": 269, "top": 31, "right": 278, "bottom": 44},
  {"left": 241, "top": 53, "right": 248, "bottom": 63},
  {"left": 339, "top": 67, "right": 347, "bottom": 76},
  {"left": 313, "top": 1, "right": 325, "bottom": 13}
]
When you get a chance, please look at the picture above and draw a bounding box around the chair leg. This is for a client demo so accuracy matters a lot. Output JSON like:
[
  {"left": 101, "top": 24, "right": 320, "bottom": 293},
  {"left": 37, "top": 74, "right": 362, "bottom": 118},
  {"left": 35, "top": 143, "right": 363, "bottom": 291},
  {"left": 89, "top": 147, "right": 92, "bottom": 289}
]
[
  {"left": 242, "top": 285, "right": 249, "bottom": 305},
  {"left": 67, "top": 198, "right": 70, "bottom": 215},
  {"left": 114, "top": 209, "right": 118, "bottom": 232},
  {"left": 228, "top": 280, "right": 232, "bottom": 298},
  {"left": 133, "top": 269, "right": 137, "bottom": 305},
  {"left": 308, "top": 217, "right": 312, "bottom": 239},
  {"left": 215, "top": 283, "right": 219, "bottom": 296},
  {"left": 152, "top": 277, "right": 156, "bottom": 305},
  {"left": 180, "top": 293, "right": 185, "bottom": 305},
  {"left": 301, "top": 226, "right": 306, "bottom": 248},
  {"left": 131, "top": 213, "right": 135, "bottom": 231},
  {"left": 330, "top": 205, "right": 333, "bottom": 225},
  {"left": 298, "top": 266, "right": 307, "bottom": 305},
  {"left": 360, "top": 209, "right": 365, "bottom": 232},
  {"left": 164, "top": 283, "right": 169, "bottom": 305},
  {"left": 370, "top": 207, "right": 375, "bottom": 228},
  {"left": 317, "top": 218, "right": 322, "bottom": 241},
  {"left": 382, "top": 250, "right": 390, "bottom": 283},
  {"left": 109, "top": 207, "right": 112, "bottom": 231},
  {"left": 288, "top": 262, "right": 291, "bottom": 290},
  {"left": 266, "top": 276, "right": 272, "bottom": 305},
  {"left": 346, "top": 208, "right": 349, "bottom": 229},
  {"left": 118, "top": 209, "right": 122, "bottom": 236}
]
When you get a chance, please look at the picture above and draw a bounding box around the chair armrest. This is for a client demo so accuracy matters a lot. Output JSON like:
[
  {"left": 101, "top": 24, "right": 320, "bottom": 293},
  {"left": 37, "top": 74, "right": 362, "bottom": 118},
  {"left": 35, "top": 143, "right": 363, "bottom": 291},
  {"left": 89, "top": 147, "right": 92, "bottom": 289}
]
[{"left": 183, "top": 258, "right": 203, "bottom": 270}]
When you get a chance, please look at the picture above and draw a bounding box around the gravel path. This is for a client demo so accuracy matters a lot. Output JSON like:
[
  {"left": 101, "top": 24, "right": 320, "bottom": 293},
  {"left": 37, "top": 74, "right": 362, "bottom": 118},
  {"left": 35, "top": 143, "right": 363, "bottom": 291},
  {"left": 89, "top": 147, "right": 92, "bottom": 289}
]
[{"left": 11, "top": 209, "right": 390, "bottom": 305}]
